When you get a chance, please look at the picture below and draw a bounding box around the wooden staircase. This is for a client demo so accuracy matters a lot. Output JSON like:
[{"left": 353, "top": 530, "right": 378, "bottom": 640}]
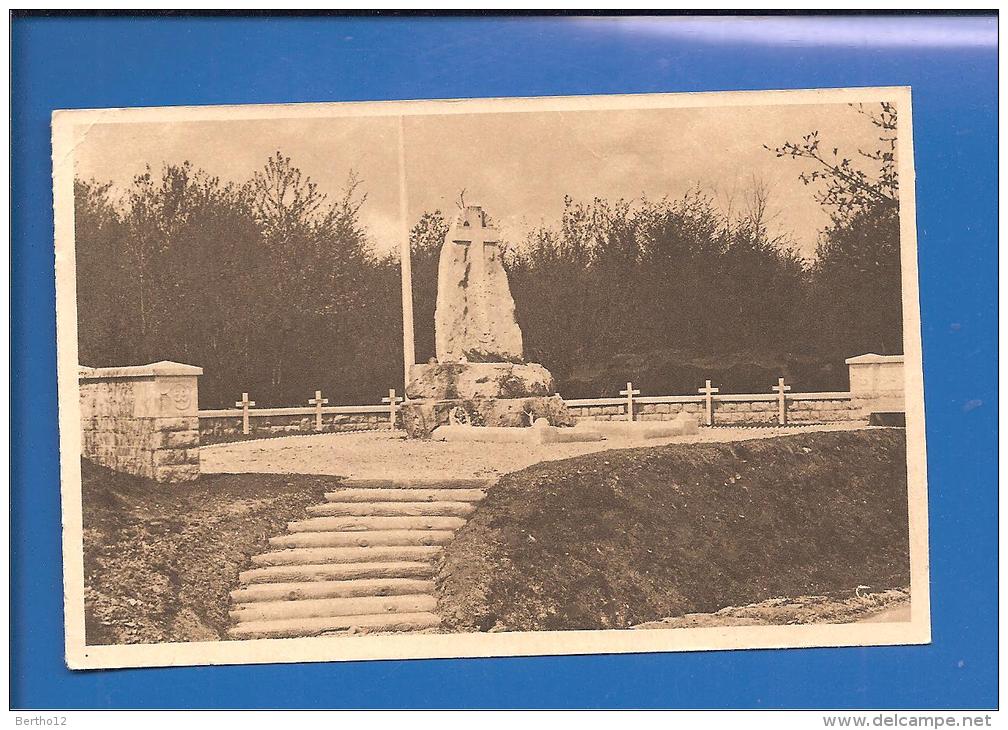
[{"left": 228, "top": 478, "right": 490, "bottom": 640}]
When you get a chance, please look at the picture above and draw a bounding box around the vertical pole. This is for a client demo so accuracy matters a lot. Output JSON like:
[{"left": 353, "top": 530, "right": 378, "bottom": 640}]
[
  {"left": 314, "top": 390, "right": 324, "bottom": 431},
  {"left": 776, "top": 377, "right": 788, "bottom": 426},
  {"left": 238, "top": 393, "right": 250, "bottom": 435},
  {"left": 699, "top": 380, "right": 717, "bottom": 427},
  {"left": 397, "top": 115, "right": 416, "bottom": 395},
  {"left": 383, "top": 388, "right": 403, "bottom": 430}
]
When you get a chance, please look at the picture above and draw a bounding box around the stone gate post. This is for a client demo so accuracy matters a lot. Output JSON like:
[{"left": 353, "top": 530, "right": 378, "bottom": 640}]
[
  {"left": 845, "top": 353, "right": 905, "bottom": 417},
  {"left": 79, "top": 360, "right": 203, "bottom": 483}
]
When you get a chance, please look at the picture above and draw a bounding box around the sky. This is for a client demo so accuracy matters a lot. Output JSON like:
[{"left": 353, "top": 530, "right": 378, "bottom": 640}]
[{"left": 74, "top": 100, "right": 891, "bottom": 259}]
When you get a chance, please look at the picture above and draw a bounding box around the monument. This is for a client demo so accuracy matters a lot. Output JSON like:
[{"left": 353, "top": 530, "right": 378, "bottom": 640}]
[
  {"left": 401, "top": 204, "right": 572, "bottom": 438},
  {"left": 433, "top": 203, "right": 522, "bottom": 364}
]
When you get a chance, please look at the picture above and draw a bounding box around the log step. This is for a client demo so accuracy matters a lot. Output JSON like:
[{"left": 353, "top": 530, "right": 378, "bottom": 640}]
[
  {"left": 239, "top": 561, "right": 433, "bottom": 585},
  {"left": 231, "top": 578, "right": 434, "bottom": 604},
  {"left": 251, "top": 545, "right": 442, "bottom": 567},
  {"left": 306, "top": 501, "right": 476, "bottom": 518},
  {"left": 269, "top": 529, "right": 455, "bottom": 548},
  {"left": 228, "top": 612, "right": 442, "bottom": 640},
  {"left": 228, "top": 475, "right": 492, "bottom": 639},
  {"left": 337, "top": 478, "right": 491, "bottom": 490},
  {"left": 287, "top": 515, "right": 467, "bottom": 533},
  {"left": 324, "top": 488, "right": 486, "bottom": 503},
  {"left": 230, "top": 593, "right": 436, "bottom": 622}
]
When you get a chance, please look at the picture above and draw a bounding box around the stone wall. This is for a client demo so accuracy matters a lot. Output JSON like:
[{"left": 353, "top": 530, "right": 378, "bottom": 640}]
[
  {"left": 79, "top": 361, "right": 202, "bottom": 482},
  {"left": 562, "top": 353, "right": 904, "bottom": 426},
  {"left": 199, "top": 409, "right": 395, "bottom": 445},
  {"left": 565, "top": 395, "right": 863, "bottom": 425},
  {"left": 567, "top": 401, "right": 701, "bottom": 422}
]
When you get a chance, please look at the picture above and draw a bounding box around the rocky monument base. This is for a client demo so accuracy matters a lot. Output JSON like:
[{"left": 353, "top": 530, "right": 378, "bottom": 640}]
[
  {"left": 400, "top": 394, "right": 573, "bottom": 439},
  {"left": 406, "top": 362, "right": 556, "bottom": 400}
]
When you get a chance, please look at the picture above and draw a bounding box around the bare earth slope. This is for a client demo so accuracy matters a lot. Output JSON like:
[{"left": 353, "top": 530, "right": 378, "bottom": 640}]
[
  {"left": 436, "top": 429, "right": 909, "bottom": 632},
  {"left": 81, "top": 460, "right": 333, "bottom": 644}
]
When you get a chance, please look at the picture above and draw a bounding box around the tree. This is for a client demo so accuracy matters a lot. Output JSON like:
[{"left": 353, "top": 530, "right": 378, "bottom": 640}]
[
  {"left": 74, "top": 179, "right": 129, "bottom": 365},
  {"left": 406, "top": 210, "right": 450, "bottom": 362},
  {"left": 766, "top": 102, "right": 898, "bottom": 221},
  {"left": 251, "top": 151, "right": 329, "bottom": 240},
  {"left": 247, "top": 153, "right": 376, "bottom": 396},
  {"left": 506, "top": 187, "right": 809, "bottom": 394},
  {"left": 74, "top": 153, "right": 400, "bottom": 407},
  {"left": 769, "top": 102, "right": 902, "bottom": 357}
]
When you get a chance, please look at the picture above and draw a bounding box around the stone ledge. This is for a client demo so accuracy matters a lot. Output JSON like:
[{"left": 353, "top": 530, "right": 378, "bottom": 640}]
[
  {"left": 432, "top": 421, "right": 603, "bottom": 445},
  {"left": 79, "top": 360, "right": 204, "bottom": 380},
  {"left": 844, "top": 353, "right": 904, "bottom": 365},
  {"left": 574, "top": 413, "right": 700, "bottom": 440}
]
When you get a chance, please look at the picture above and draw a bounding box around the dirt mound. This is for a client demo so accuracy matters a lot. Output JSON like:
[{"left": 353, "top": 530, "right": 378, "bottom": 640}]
[
  {"left": 634, "top": 588, "right": 910, "bottom": 629},
  {"left": 81, "top": 460, "right": 335, "bottom": 645},
  {"left": 436, "top": 430, "right": 909, "bottom": 632}
]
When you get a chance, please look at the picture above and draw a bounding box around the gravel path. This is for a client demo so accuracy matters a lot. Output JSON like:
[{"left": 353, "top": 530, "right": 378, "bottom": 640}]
[{"left": 200, "top": 422, "right": 868, "bottom": 480}]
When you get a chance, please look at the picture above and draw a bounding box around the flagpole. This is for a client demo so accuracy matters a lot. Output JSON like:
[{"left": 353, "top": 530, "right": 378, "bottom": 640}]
[{"left": 397, "top": 115, "right": 416, "bottom": 395}]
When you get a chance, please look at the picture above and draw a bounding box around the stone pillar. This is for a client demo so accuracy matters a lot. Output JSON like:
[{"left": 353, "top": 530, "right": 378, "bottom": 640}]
[
  {"left": 845, "top": 353, "right": 905, "bottom": 416},
  {"left": 79, "top": 360, "right": 203, "bottom": 483}
]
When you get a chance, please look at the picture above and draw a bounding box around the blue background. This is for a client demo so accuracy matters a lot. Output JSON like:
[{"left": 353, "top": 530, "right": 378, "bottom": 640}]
[{"left": 11, "top": 14, "right": 997, "bottom": 709}]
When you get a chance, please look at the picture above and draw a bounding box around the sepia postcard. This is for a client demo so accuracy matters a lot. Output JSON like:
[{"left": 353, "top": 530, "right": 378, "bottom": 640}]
[{"left": 52, "top": 87, "right": 929, "bottom": 670}]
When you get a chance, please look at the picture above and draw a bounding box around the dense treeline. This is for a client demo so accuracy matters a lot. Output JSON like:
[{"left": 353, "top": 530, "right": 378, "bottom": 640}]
[
  {"left": 506, "top": 190, "right": 809, "bottom": 393},
  {"left": 74, "top": 106, "right": 901, "bottom": 406},
  {"left": 75, "top": 154, "right": 403, "bottom": 407}
]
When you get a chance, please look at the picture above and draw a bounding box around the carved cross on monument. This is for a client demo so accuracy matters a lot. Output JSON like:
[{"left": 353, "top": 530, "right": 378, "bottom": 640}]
[
  {"left": 620, "top": 381, "right": 641, "bottom": 422},
  {"left": 772, "top": 377, "right": 791, "bottom": 426},
  {"left": 698, "top": 379, "right": 719, "bottom": 427},
  {"left": 434, "top": 203, "right": 523, "bottom": 364},
  {"left": 382, "top": 388, "right": 404, "bottom": 429},
  {"left": 235, "top": 392, "right": 255, "bottom": 435},
  {"left": 451, "top": 208, "right": 500, "bottom": 334},
  {"left": 309, "top": 390, "right": 329, "bottom": 430}
]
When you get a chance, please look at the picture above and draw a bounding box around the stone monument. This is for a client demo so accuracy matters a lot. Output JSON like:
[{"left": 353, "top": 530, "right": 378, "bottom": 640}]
[
  {"left": 434, "top": 203, "right": 523, "bottom": 363},
  {"left": 401, "top": 204, "right": 572, "bottom": 438}
]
